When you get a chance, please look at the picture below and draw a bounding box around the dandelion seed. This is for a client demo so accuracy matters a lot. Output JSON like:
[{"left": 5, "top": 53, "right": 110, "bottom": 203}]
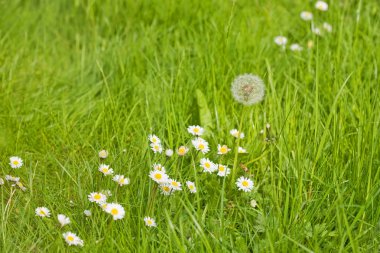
[
  {"left": 98, "top": 164, "right": 114, "bottom": 176},
  {"left": 187, "top": 125, "right": 204, "bottom": 136},
  {"left": 5, "top": 175, "right": 20, "bottom": 182},
  {"left": 58, "top": 214, "right": 71, "bottom": 227},
  {"left": 63, "top": 232, "right": 84, "bottom": 247},
  {"left": 98, "top": 150, "right": 108, "bottom": 159},
  {"left": 323, "top": 22, "right": 332, "bottom": 32},
  {"left": 217, "top": 164, "right": 231, "bottom": 177},
  {"left": 300, "top": 11, "right": 313, "bottom": 21},
  {"left": 290, "top": 44, "right": 303, "bottom": 51},
  {"left": 315, "top": 1, "right": 328, "bottom": 11},
  {"left": 165, "top": 149, "right": 174, "bottom": 157},
  {"left": 152, "top": 163, "right": 166, "bottom": 173},
  {"left": 9, "top": 156, "right": 23, "bottom": 169},
  {"left": 231, "top": 74, "right": 265, "bottom": 106},
  {"left": 159, "top": 184, "right": 173, "bottom": 195},
  {"left": 148, "top": 134, "right": 161, "bottom": 144},
  {"left": 144, "top": 217, "right": 157, "bottom": 227},
  {"left": 105, "top": 203, "right": 125, "bottom": 220},
  {"left": 186, "top": 181, "right": 197, "bottom": 193},
  {"left": 16, "top": 181, "right": 27, "bottom": 191},
  {"left": 177, "top": 146, "right": 189, "bottom": 156},
  {"left": 217, "top": 144, "right": 231, "bottom": 155},
  {"left": 150, "top": 143, "right": 163, "bottom": 153},
  {"left": 88, "top": 192, "right": 107, "bottom": 204},
  {"left": 238, "top": 147, "right": 248, "bottom": 153},
  {"left": 149, "top": 170, "right": 169, "bottom": 184},
  {"left": 192, "top": 137, "right": 210, "bottom": 154},
  {"left": 230, "top": 129, "right": 245, "bottom": 139},
  {"left": 113, "top": 175, "right": 130, "bottom": 186},
  {"left": 199, "top": 158, "right": 217, "bottom": 173},
  {"left": 236, "top": 176, "right": 254, "bottom": 192},
  {"left": 168, "top": 179, "right": 182, "bottom": 191},
  {"left": 274, "top": 36, "right": 287, "bottom": 46},
  {"left": 35, "top": 207, "right": 51, "bottom": 217},
  {"left": 84, "top": 210, "right": 92, "bottom": 217}
]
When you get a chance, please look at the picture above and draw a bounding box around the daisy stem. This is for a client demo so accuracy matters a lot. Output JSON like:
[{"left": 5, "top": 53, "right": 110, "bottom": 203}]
[{"left": 231, "top": 106, "right": 247, "bottom": 188}]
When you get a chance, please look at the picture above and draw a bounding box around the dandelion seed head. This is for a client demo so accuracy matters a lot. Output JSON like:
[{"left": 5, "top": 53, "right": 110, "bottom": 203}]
[{"left": 231, "top": 74, "right": 265, "bottom": 106}]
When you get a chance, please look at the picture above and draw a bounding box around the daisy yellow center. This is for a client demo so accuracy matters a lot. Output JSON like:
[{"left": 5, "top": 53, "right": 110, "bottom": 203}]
[
  {"left": 154, "top": 173, "right": 162, "bottom": 180},
  {"left": 119, "top": 178, "right": 124, "bottom": 183},
  {"left": 194, "top": 128, "right": 199, "bottom": 133},
  {"left": 179, "top": 147, "right": 185, "bottom": 154},
  {"left": 242, "top": 181, "right": 249, "bottom": 187},
  {"left": 219, "top": 166, "right": 225, "bottom": 171},
  {"left": 189, "top": 185, "right": 194, "bottom": 189},
  {"left": 13, "top": 160, "right": 19, "bottom": 165},
  {"left": 154, "top": 145, "right": 159, "bottom": 150},
  {"left": 205, "top": 163, "right": 210, "bottom": 168},
  {"left": 102, "top": 168, "right": 109, "bottom": 173},
  {"left": 111, "top": 208, "right": 118, "bottom": 215},
  {"left": 147, "top": 220, "right": 153, "bottom": 225},
  {"left": 163, "top": 186, "right": 170, "bottom": 192},
  {"left": 198, "top": 144, "right": 205, "bottom": 150},
  {"left": 220, "top": 146, "right": 227, "bottom": 153},
  {"left": 94, "top": 194, "right": 101, "bottom": 200},
  {"left": 171, "top": 181, "right": 179, "bottom": 187},
  {"left": 67, "top": 236, "right": 74, "bottom": 242},
  {"left": 152, "top": 138, "right": 157, "bottom": 142},
  {"left": 40, "top": 210, "right": 46, "bottom": 215}
]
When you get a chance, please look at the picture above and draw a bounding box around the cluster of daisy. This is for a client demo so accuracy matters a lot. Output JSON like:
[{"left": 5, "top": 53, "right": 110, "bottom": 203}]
[
  {"left": 148, "top": 125, "right": 254, "bottom": 193},
  {"left": 0, "top": 156, "right": 27, "bottom": 191},
  {"left": 35, "top": 207, "right": 84, "bottom": 247},
  {"left": 97, "top": 151, "right": 130, "bottom": 186},
  {"left": 274, "top": 1, "right": 332, "bottom": 51}
]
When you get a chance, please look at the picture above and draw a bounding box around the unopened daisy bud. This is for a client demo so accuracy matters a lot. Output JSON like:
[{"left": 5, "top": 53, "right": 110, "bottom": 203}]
[
  {"left": 35, "top": 207, "right": 51, "bottom": 217},
  {"left": 144, "top": 217, "right": 157, "bottom": 227},
  {"left": 250, "top": 199, "right": 258, "bottom": 208},
  {"left": 300, "top": 11, "right": 313, "bottom": 21},
  {"left": 98, "top": 150, "right": 108, "bottom": 159},
  {"left": 63, "top": 232, "right": 84, "bottom": 247},
  {"left": 231, "top": 74, "right": 265, "bottom": 106},
  {"left": 84, "top": 210, "right": 92, "bottom": 217},
  {"left": 186, "top": 181, "right": 197, "bottom": 193},
  {"left": 323, "top": 22, "right": 332, "bottom": 32},
  {"left": 9, "top": 156, "right": 23, "bottom": 169},
  {"left": 315, "top": 1, "right": 328, "bottom": 11},
  {"left": 58, "top": 214, "right": 71, "bottom": 227},
  {"left": 165, "top": 149, "right": 174, "bottom": 157},
  {"left": 177, "top": 146, "right": 189, "bottom": 156}
]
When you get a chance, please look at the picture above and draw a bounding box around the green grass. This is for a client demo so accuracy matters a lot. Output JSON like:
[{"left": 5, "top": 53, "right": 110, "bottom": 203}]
[{"left": 1, "top": 0, "right": 380, "bottom": 252}]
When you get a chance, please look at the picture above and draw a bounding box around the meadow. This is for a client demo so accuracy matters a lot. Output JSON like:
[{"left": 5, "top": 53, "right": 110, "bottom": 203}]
[{"left": 1, "top": 0, "right": 380, "bottom": 252}]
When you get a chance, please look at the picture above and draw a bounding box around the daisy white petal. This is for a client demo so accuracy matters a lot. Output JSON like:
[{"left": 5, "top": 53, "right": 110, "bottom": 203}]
[
  {"left": 113, "top": 175, "right": 130, "bottom": 186},
  {"left": 168, "top": 179, "right": 182, "bottom": 191},
  {"left": 144, "top": 216, "right": 157, "bottom": 227},
  {"left": 236, "top": 176, "right": 254, "bottom": 192},
  {"left": 274, "top": 36, "right": 287, "bottom": 46},
  {"left": 63, "top": 232, "right": 84, "bottom": 247},
  {"left": 315, "top": 1, "right": 328, "bottom": 11},
  {"left": 84, "top": 210, "right": 92, "bottom": 216},
  {"left": 300, "top": 11, "right": 313, "bottom": 21},
  {"left": 186, "top": 181, "right": 197, "bottom": 193},
  {"left": 98, "top": 164, "right": 114, "bottom": 176},
  {"left": 88, "top": 192, "right": 107, "bottom": 204},
  {"left": 192, "top": 138, "right": 210, "bottom": 154},
  {"left": 58, "top": 214, "right": 71, "bottom": 227},
  {"left": 148, "top": 134, "right": 161, "bottom": 144},
  {"left": 230, "top": 129, "right": 245, "bottom": 139},
  {"left": 9, "top": 156, "right": 23, "bottom": 169},
  {"left": 35, "top": 207, "right": 51, "bottom": 217},
  {"left": 217, "top": 144, "right": 231, "bottom": 155},
  {"left": 238, "top": 147, "right": 248, "bottom": 153},
  {"left": 105, "top": 203, "right": 125, "bottom": 220},
  {"left": 187, "top": 125, "right": 204, "bottom": 136},
  {"left": 98, "top": 150, "right": 108, "bottom": 159},
  {"left": 149, "top": 170, "right": 169, "bottom": 184},
  {"left": 150, "top": 143, "right": 163, "bottom": 153},
  {"left": 177, "top": 146, "right": 189, "bottom": 156},
  {"left": 165, "top": 149, "right": 174, "bottom": 157},
  {"left": 199, "top": 158, "right": 217, "bottom": 173},
  {"left": 217, "top": 164, "right": 231, "bottom": 177}
]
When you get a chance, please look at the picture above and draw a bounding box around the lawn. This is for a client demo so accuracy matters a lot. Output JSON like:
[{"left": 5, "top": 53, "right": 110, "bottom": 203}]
[{"left": 1, "top": 0, "right": 380, "bottom": 252}]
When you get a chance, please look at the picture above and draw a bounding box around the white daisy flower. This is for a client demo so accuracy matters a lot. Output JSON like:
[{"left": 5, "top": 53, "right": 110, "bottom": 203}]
[
  {"left": 149, "top": 170, "right": 169, "bottom": 184},
  {"left": 236, "top": 176, "right": 254, "bottom": 192},
  {"left": 88, "top": 192, "right": 107, "bottom": 204},
  {"left": 9, "top": 156, "right": 23, "bottom": 169},
  {"left": 315, "top": 1, "right": 328, "bottom": 11},
  {"left": 5, "top": 175, "right": 20, "bottom": 182},
  {"left": 238, "top": 147, "right": 248, "bottom": 153},
  {"left": 98, "top": 164, "right": 114, "bottom": 176},
  {"left": 274, "top": 36, "right": 287, "bottom": 46},
  {"left": 105, "top": 203, "right": 125, "bottom": 220},
  {"left": 300, "top": 11, "right": 313, "bottom": 21},
  {"left": 217, "top": 164, "right": 231, "bottom": 177},
  {"left": 290, "top": 44, "right": 303, "bottom": 51},
  {"left": 159, "top": 184, "right": 173, "bottom": 195},
  {"left": 186, "top": 181, "right": 197, "bottom": 193},
  {"left": 312, "top": 27, "right": 322, "bottom": 36},
  {"left": 199, "top": 158, "right": 217, "bottom": 173},
  {"left": 144, "top": 217, "right": 157, "bottom": 227},
  {"left": 192, "top": 137, "right": 210, "bottom": 154},
  {"left": 98, "top": 150, "right": 108, "bottom": 159},
  {"left": 113, "top": 175, "right": 130, "bottom": 186},
  {"left": 187, "top": 125, "right": 204, "bottom": 136},
  {"left": 35, "top": 207, "right": 51, "bottom": 217},
  {"left": 323, "top": 22, "right": 332, "bottom": 32},
  {"left": 99, "top": 202, "right": 108, "bottom": 211},
  {"left": 152, "top": 163, "right": 166, "bottom": 173},
  {"left": 0, "top": 178, "right": 4, "bottom": 185},
  {"left": 16, "top": 181, "right": 27, "bottom": 191},
  {"left": 217, "top": 144, "right": 231, "bottom": 155},
  {"left": 177, "top": 146, "right": 189, "bottom": 156},
  {"left": 150, "top": 143, "right": 163, "bottom": 153},
  {"left": 168, "top": 179, "right": 182, "bottom": 191},
  {"left": 62, "top": 232, "right": 84, "bottom": 247},
  {"left": 230, "top": 129, "right": 245, "bottom": 139},
  {"left": 148, "top": 134, "right": 161, "bottom": 144},
  {"left": 165, "top": 149, "right": 174, "bottom": 157},
  {"left": 58, "top": 214, "right": 71, "bottom": 227},
  {"left": 84, "top": 210, "right": 92, "bottom": 217}
]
